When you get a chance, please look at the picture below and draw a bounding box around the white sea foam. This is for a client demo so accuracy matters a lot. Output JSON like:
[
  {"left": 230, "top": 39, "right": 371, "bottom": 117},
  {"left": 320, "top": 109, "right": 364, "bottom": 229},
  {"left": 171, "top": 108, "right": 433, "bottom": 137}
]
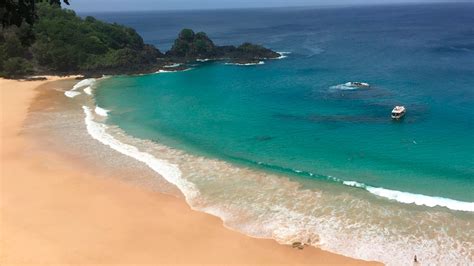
[
  {"left": 94, "top": 106, "right": 109, "bottom": 117},
  {"left": 83, "top": 86, "right": 92, "bottom": 95},
  {"left": 82, "top": 106, "right": 199, "bottom": 201},
  {"left": 342, "top": 180, "right": 474, "bottom": 212},
  {"left": 330, "top": 83, "right": 359, "bottom": 90},
  {"left": 225, "top": 61, "right": 265, "bottom": 66},
  {"left": 156, "top": 70, "right": 175, "bottom": 73},
  {"left": 274, "top": 51, "right": 291, "bottom": 59},
  {"left": 163, "top": 63, "right": 181, "bottom": 68},
  {"left": 196, "top": 58, "right": 211, "bottom": 62},
  {"left": 72, "top": 78, "right": 96, "bottom": 90},
  {"left": 156, "top": 68, "right": 192, "bottom": 73},
  {"left": 64, "top": 91, "right": 81, "bottom": 98},
  {"left": 65, "top": 78, "right": 96, "bottom": 98}
]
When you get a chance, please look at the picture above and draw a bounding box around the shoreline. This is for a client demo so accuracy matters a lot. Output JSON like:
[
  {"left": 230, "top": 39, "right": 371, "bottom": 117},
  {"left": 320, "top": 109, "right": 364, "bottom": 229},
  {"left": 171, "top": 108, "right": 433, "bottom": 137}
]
[{"left": 1, "top": 77, "right": 379, "bottom": 264}]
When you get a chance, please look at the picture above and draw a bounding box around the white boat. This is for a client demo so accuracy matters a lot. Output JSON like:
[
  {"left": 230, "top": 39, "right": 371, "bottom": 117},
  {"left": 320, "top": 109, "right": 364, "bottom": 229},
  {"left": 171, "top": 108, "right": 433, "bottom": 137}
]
[
  {"left": 345, "top": 82, "right": 370, "bottom": 88},
  {"left": 391, "top": 106, "right": 406, "bottom": 119}
]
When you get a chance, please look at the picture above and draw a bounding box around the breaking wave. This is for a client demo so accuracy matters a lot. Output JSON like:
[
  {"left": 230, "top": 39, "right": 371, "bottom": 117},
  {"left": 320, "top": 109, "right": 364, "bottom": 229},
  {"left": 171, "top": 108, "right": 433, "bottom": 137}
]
[
  {"left": 274, "top": 51, "right": 291, "bottom": 59},
  {"left": 65, "top": 78, "right": 97, "bottom": 98},
  {"left": 72, "top": 78, "right": 96, "bottom": 90},
  {"left": 82, "top": 106, "right": 199, "bottom": 201},
  {"left": 252, "top": 160, "right": 473, "bottom": 212},
  {"left": 341, "top": 180, "right": 474, "bottom": 212},
  {"left": 156, "top": 68, "right": 193, "bottom": 73},
  {"left": 94, "top": 106, "right": 109, "bottom": 117},
  {"left": 83, "top": 86, "right": 92, "bottom": 95},
  {"left": 225, "top": 61, "right": 265, "bottom": 66},
  {"left": 163, "top": 63, "right": 181, "bottom": 68}
]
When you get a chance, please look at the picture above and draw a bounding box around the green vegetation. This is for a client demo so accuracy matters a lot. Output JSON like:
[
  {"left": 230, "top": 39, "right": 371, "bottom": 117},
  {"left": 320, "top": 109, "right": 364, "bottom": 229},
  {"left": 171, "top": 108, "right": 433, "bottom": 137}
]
[
  {"left": 167, "top": 29, "right": 216, "bottom": 58},
  {"left": 0, "top": 2, "right": 161, "bottom": 77},
  {"left": 2, "top": 57, "right": 33, "bottom": 77},
  {"left": 234, "top": 43, "right": 278, "bottom": 59},
  {"left": 167, "top": 29, "right": 279, "bottom": 63},
  {"left": 0, "top": 5, "right": 278, "bottom": 78},
  {"left": 1, "top": 0, "right": 70, "bottom": 27}
]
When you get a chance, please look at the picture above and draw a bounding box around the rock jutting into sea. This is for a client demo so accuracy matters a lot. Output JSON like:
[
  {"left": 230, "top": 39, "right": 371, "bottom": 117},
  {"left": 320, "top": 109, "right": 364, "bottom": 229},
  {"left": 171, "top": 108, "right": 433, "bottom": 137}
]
[{"left": 165, "top": 29, "right": 280, "bottom": 65}]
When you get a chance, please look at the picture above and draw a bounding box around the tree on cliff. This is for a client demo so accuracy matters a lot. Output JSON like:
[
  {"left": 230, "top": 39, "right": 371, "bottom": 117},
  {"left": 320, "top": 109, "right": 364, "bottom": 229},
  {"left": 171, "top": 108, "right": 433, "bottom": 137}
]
[
  {"left": 0, "top": 2, "right": 162, "bottom": 77},
  {"left": 166, "top": 28, "right": 279, "bottom": 62},
  {"left": 1, "top": 0, "right": 71, "bottom": 28},
  {"left": 167, "top": 29, "right": 217, "bottom": 59}
]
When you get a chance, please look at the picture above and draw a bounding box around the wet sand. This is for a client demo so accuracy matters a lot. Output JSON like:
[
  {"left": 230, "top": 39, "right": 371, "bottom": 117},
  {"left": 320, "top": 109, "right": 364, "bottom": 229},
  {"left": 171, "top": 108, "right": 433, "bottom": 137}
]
[{"left": 0, "top": 77, "right": 379, "bottom": 265}]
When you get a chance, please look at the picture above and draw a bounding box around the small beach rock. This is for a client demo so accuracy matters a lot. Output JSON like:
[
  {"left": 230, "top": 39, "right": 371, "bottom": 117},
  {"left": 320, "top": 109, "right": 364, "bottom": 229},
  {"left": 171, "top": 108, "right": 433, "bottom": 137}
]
[{"left": 292, "top": 242, "right": 303, "bottom": 249}]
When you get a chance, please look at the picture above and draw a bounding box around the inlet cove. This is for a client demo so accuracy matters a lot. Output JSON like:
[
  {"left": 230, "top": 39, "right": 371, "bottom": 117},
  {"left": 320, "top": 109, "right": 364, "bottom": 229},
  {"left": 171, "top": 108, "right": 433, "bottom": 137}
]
[{"left": 88, "top": 4, "right": 474, "bottom": 264}]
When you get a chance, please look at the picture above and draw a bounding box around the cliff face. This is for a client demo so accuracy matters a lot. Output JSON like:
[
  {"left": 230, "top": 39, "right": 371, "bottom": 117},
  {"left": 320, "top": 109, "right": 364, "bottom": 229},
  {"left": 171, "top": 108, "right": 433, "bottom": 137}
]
[
  {"left": 1, "top": 14, "right": 279, "bottom": 78},
  {"left": 166, "top": 29, "right": 217, "bottom": 59},
  {"left": 166, "top": 29, "right": 279, "bottom": 63},
  {"left": 0, "top": 3, "right": 164, "bottom": 78},
  {"left": 226, "top": 43, "right": 280, "bottom": 63}
]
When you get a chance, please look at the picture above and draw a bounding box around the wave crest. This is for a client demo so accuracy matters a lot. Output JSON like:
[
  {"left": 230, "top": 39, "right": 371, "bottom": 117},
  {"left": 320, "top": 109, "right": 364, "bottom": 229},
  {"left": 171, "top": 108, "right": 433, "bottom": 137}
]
[
  {"left": 342, "top": 180, "right": 474, "bottom": 212},
  {"left": 64, "top": 91, "right": 81, "bottom": 98},
  {"left": 72, "top": 78, "right": 96, "bottom": 90},
  {"left": 65, "top": 78, "right": 97, "bottom": 98},
  {"left": 94, "top": 106, "right": 109, "bottom": 117},
  {"left": 225, "top": 61, "right": 265, "bottom": 66},
  {"left": 82, "top": 106, "right": 199, "bottom": 201}
]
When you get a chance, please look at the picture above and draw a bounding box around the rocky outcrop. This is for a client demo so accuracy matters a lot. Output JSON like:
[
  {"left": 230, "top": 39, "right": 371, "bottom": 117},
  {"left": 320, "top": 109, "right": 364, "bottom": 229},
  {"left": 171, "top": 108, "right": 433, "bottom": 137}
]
[{"left": 166, "top": 29, "right": 279, "bottom": 64}]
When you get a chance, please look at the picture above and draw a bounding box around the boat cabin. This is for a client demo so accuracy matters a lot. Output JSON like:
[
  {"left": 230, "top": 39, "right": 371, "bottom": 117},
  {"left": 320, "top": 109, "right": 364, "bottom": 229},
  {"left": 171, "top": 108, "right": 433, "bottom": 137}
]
[{"left": 391, "top": 106, "right": 406, "bottom": 119}]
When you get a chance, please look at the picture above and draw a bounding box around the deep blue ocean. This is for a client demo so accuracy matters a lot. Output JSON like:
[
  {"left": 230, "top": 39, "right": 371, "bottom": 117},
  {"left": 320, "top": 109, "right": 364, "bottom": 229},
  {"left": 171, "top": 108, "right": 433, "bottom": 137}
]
[{"left": 80, "top": 3, "right": 473, "bottom": 264}]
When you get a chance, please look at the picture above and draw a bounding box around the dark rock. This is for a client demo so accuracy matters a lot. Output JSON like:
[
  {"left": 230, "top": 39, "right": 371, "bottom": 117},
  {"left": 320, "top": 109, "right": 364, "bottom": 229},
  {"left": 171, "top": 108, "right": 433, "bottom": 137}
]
[
  {"left": 24, "top": 76, "right": 47, "bottom": 81},
  {"left": 292, "top": 242, "right": 302, "bottom": 248},
  {"left": 166, "top": 29, "right": 279, "bottom": 64},
  {"left": 166, "top": 29, "right": 217, "bottom": 59}
]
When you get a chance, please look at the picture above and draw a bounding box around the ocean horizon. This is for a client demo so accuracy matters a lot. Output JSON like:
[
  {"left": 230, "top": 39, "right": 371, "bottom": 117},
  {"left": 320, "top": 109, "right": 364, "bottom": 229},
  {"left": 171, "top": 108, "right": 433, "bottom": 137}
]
[{"left": 63, "top": 3, "right": 472, "bottom": 264}]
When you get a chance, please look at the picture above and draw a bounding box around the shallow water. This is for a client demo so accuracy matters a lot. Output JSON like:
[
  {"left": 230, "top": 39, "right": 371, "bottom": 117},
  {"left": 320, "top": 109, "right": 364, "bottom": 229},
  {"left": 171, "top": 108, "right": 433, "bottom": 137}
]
[{"left": 69, "top": 3, "right": 474, "bottom": 264}]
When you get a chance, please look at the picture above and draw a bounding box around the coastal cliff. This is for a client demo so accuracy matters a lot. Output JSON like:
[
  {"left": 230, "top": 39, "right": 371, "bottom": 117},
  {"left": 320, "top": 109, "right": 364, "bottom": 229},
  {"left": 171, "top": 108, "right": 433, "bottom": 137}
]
[
  {"left": 166, "top": 29, "right": 280, "bottom": 64},
  {"left": 0, "top": 4, "right": 279, "bottom": 78}
]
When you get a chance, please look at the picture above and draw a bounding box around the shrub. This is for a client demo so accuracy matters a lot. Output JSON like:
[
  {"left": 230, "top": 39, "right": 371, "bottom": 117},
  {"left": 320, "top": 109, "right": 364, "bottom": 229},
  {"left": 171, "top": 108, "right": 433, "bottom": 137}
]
[{"left": 2, "top": 57, "right": 34, "bottom": 77}]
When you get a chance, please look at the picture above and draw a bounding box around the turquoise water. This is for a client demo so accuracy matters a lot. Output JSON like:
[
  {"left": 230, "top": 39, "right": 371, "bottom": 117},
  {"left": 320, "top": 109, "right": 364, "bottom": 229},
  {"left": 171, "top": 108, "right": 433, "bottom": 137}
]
[
  {"left": 97, "top": 61, "right": 473, "bottom": 201},
  {"left": 88, "top": 3, "right": 473, "bottom": 264}
]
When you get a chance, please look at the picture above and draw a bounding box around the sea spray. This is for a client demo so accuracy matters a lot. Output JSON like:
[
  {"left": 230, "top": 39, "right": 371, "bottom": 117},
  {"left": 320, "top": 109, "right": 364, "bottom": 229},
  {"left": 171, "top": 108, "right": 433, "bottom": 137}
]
[{"left": 72, "top": 78, "right": 96, "bottom": 90}]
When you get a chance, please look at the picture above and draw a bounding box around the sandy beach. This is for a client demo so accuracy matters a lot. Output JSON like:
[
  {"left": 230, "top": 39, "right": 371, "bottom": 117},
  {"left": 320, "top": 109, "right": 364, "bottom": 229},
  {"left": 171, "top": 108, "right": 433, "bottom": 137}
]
[{"left": 0, "top": 77, "right": 379, "bottom": 265}]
